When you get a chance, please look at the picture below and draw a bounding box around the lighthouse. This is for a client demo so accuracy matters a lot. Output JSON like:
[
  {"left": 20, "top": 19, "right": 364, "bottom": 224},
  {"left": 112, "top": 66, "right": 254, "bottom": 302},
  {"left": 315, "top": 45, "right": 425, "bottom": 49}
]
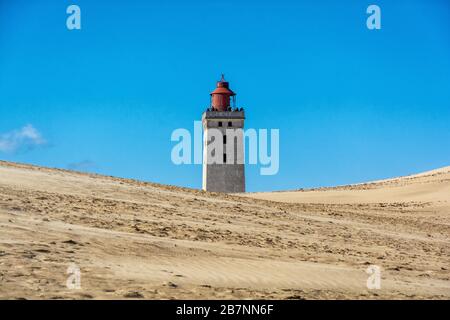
[{"left": 202, "top": 75, "right": 245, "bottom": 193}]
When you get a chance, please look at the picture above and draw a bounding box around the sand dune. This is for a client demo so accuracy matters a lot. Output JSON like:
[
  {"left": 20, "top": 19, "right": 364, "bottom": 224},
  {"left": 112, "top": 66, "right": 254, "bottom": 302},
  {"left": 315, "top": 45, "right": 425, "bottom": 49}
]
[
  {"left": 245, "top": 167, "right": 450, "bottom": 205},
  {"left": 0, "top": 161, "right": 449, "bottom": 299}
]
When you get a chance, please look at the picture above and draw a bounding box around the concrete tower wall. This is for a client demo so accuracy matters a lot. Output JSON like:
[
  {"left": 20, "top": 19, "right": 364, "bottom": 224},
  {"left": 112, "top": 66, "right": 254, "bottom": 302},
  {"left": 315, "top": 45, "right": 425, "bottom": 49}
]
[{"left": 202, "top": 111, "right": 245, "bottom": 193}]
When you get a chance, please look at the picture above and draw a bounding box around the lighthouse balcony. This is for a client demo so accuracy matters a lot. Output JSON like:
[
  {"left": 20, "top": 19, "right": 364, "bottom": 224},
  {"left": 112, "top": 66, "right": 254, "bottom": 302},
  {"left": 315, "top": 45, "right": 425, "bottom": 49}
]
[{"left": 202, "top": 109, "right": 245, "bottom": 121}]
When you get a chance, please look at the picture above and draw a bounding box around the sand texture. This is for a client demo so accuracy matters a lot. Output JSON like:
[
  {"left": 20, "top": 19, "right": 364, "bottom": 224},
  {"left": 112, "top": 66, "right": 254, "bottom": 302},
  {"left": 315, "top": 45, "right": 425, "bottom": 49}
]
[{"left": 0, "top": 161, "right": 449, "bottom": 299}]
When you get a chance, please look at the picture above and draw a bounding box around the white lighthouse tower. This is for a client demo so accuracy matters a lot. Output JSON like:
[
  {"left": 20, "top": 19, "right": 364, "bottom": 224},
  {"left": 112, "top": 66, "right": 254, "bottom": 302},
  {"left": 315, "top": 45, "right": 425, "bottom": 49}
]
[{"left": 202, "top": 75, "right": 245, "bottom": 193}]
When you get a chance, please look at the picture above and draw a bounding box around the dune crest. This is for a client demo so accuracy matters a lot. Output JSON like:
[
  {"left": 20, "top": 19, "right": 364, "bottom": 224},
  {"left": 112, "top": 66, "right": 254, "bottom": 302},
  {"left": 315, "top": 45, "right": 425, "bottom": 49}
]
[{"left": 245, "top": 167, "right": 450, "bottom": 205}]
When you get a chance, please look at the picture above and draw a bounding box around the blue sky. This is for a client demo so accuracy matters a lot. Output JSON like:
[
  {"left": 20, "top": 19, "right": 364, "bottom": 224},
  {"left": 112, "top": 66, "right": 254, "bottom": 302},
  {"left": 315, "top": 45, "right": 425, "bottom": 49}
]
[{"left": 0, "top": 0, "right": 449, "bottom": 191}]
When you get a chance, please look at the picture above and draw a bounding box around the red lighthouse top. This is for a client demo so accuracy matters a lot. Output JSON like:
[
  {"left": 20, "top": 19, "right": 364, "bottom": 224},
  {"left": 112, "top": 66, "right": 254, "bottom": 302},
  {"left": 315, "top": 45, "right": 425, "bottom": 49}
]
[{"left": 210, "top": 74, "right": 236, "bottom": 111}]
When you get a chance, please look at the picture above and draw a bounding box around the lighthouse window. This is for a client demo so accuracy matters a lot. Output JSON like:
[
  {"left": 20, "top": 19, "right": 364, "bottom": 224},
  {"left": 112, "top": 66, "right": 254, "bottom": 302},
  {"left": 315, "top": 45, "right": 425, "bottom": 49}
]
[
  {"left": 218, "top": 121, "right": 222, "bottom": 127},
  {"left": 223, "top": 153, "right": 227, "bottom": 163},
  {"left": 223, "top": 135, "right": 227, "bottom": 144},
  {"left": 228, "top": 121, "right": 232, "bottom": 127}
]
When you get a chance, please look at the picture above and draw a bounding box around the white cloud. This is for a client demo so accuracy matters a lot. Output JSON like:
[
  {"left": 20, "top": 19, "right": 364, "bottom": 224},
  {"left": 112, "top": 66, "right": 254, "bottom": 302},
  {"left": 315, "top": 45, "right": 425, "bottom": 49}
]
[{"left": 0, "top": 124, "right": 46, "bottom": 153}]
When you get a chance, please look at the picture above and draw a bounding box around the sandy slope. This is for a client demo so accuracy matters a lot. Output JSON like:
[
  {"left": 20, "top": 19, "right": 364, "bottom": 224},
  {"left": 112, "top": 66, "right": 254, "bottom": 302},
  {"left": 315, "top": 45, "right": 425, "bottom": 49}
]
[
  {"left": 0, "top": 161, "right": 449, "bottom": 299},
  {"left": 245, "top": 167, "right": 450, "bottom": 205}
]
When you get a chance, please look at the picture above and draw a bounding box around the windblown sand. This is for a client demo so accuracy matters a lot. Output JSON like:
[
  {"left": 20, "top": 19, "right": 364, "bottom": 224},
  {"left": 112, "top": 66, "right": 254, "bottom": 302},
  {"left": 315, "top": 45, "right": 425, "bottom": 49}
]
[{"left": 0, "top": 161, "right": 449, "bottom": 299}]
